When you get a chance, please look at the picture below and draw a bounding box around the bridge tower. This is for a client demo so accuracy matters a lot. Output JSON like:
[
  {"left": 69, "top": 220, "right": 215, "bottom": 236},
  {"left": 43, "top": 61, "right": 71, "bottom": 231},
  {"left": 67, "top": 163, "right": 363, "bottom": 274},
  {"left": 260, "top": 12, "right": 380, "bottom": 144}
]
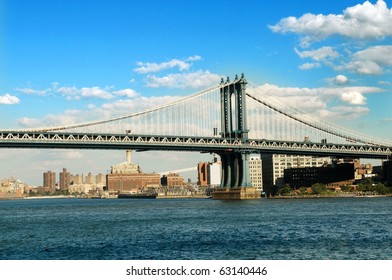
[{"left": 212, "top": 74, "right": 261, "bottom": 199}]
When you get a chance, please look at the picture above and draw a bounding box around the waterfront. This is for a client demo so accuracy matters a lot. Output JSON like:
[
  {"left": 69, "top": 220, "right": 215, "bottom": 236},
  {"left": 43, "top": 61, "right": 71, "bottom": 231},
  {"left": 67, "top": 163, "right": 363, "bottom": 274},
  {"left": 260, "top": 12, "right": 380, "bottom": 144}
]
[{"left": 1, "top": 197, "right": 391, "bottom": 260}]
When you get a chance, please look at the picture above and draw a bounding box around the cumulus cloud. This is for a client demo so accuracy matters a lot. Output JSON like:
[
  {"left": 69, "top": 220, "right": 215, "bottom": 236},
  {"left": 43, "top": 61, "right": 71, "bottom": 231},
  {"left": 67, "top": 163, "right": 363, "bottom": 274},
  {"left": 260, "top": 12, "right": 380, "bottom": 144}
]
[
  {"left": 134, "top": 55, "right": 202, "bottom": 74},
  {"left": 145, "top": 70, "right": 221, "bottom": 89},
  {"left": 101, "top": 95, "right": 181, "bottom": 112},
  {"left": 340, "top": 91, "right": 367, "bottom": 105},
  {"left": 0, "top": 94, "right": 20, "bottom": 105},
  {"left": 80, "top": 87, "right": 112, "bottom": 99},
  {"left": 269, "top": 0, "right": 392, "bottom": 46},
  {"left": 16, "top": 83, "right": 141, "bottom": 101},
  {"left": 17, "top": 109, "right": 85, "bottom": 128},
  {"left": 335, "top": 74, "right": 349, "bottom": 85},
  {"left": 251, "top": 83, "right": 380, "bottom": 119},
  {"left": 345, "top": 45, "right": 392, "bottom": 74},
  {"left": 112, "top": 89, "right": 139, "bottom": 98},
  {"left": 295, "top": 47, "right": 339, "bottom": 61},
  {"left": 319, "top": 106, "right": 370, "bottom": 120}
]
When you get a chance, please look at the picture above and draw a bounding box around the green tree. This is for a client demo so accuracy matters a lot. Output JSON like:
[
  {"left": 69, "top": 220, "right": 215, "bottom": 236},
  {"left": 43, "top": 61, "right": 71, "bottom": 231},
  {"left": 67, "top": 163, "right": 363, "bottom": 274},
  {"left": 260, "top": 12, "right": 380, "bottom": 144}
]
[
  {"left": 312, "top": 183, "right": 327, "bottom": 195},
  {"left": 299, "top": 187, "right": 308, "bottom": 195},
  {"left": 277, "top": 184, "right": 293, "bottom": 196},
  {"left": 375, "top": 183, "right": 389, "bottom": 195},
  {"left": 341, "top": 185, "right": 351, "bottom": 192}
]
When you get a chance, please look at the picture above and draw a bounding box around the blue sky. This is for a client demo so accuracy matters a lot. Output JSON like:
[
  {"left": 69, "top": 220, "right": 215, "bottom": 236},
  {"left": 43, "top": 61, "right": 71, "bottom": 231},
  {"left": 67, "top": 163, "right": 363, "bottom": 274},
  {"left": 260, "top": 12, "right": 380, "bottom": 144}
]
[{"left": 1, "top": 0, "right": 392, "bottom": 185}]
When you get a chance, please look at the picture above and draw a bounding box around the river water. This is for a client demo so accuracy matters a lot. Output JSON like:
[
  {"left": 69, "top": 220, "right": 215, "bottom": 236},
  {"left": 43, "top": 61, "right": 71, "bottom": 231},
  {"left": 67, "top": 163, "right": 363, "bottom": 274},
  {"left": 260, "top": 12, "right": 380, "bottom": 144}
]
[{"left": 0, "top": 197, "right": 391, "bottom": 260}]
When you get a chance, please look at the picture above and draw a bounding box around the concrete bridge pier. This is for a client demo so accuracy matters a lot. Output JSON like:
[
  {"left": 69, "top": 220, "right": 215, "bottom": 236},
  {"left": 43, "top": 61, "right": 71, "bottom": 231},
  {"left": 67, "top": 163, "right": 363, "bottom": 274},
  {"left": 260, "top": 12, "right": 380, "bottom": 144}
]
[{"left": 212, "top": 151, "right": 261, "bottom": 200}]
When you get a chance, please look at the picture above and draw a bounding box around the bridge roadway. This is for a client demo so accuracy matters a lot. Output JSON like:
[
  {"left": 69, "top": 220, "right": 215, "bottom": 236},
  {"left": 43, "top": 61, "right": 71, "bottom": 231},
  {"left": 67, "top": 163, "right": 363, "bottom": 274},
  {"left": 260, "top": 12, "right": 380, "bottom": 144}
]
[{"left": 0, "top": 131, "right": 391, "bottom": 159}]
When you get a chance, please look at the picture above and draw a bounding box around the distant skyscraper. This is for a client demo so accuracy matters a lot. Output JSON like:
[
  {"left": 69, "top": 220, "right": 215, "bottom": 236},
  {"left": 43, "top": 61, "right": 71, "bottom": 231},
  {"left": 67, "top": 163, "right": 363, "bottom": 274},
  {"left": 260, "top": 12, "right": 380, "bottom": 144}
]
[
  {"left": 59, "top": 168, "right": 70, "bottom": 191},
  {"left": 96, "top": 173, "right": 106, "bottom": 186},
  {"left": 43, "top": 171, "right": 56, "bottom": 193},
  {"left": 70, "top": 174, "right": 83, "bottom": 184},
  {"left": 85, "top": 172, "right": 94, "bottom": 184}
]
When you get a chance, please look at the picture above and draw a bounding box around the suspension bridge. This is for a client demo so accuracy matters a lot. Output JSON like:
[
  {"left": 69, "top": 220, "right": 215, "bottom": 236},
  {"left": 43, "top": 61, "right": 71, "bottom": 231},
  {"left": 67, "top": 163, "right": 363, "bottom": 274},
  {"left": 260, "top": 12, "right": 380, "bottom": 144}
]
[{"left": 1, "top": 74, "right": 391, "bottom": 198}]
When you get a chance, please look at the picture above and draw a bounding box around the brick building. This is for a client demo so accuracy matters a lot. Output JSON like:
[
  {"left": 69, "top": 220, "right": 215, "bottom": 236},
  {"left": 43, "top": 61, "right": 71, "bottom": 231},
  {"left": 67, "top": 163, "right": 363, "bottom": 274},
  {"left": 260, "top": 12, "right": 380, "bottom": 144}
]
[
  {"left": 106, "top": 173, "right": 160, "bottom": 194},
  {"left": 161, "top": 173, "right": 185, "bottom": 187}
]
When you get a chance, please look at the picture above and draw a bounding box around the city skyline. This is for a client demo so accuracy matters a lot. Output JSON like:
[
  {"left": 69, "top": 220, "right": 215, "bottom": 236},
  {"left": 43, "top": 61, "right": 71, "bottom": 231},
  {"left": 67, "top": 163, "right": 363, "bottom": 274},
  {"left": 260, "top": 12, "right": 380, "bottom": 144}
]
[{"left": 1, "top": 0, "right": 392, "bottom": 185}]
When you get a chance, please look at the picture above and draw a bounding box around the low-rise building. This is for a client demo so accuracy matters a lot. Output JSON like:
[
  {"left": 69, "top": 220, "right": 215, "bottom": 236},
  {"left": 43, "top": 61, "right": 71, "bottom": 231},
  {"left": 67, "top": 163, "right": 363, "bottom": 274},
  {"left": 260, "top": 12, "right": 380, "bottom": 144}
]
[
  {"left": 284, "top": 162, "right": 355, "bottom": 188},
  {"left": 107, "top": 173, "right": 160, "bottom": 193},
  {"left": 161, "top": 173, "right": 185, "bottom": 187}
]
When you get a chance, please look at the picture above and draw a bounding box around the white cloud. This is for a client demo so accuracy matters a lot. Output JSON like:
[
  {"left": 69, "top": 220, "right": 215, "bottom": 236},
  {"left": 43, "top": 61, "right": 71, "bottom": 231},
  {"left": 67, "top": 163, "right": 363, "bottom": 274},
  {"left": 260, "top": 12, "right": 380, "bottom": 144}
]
[
  {"left": 14, "top": 87, "right": 48, "bottom": 96},
  {"left": 252, "top": 83, "right": 380, "bottom": 119},
  {"left": 80, "top": 87, "right": 113, "bottom": 99},
  {"left": 380, "top": 117, "right": 392, "bottom": 123},
  {"left": 64, "top": 151, "right": 84, "bottom": 159},
  {"left": 15, "top": 83, "right": 143, "bottom": 101},
  {"left": 295, "top": 47, "right": 339, "bottom": 61},
  {"left": 186, "top": 55, "right": 202, "bottom": 62},
  {"left": 17, "top": 117, "right": 42, "bottom": 127},
  {"left": 0, "top": 94, "right": 20, "bottom": 105},
  {"left": 299, "top": 62, "right": 320, "bottom": 70},
  {"left": 319, "top": 106, "right": 370, "bottom": 120},
  {"left": 269, "top": 0, "right": 392, "bottom": 46},
  {"left": 112, "top": 89, "right": 139, "bottom": 98},
  {"left": 145, "top": 70, "right": 221, "bottom": 89},
  {"left": 345, "top": 45, "right": 392, "bottom": 74},
  {"left": 17, "top": 109, "right": 85, "bottom": 128},
  {"left": 134, "top": 56, "right": 202, "bottom": 74},
  {"left": 335, "top": 74, "right": 349, "bottom": 85},
  {"left": 340, "top": 91, "right": 367, "bottom": 105},
  {"left": 101, "top": 95, "right": 181, "bottom": 112}
]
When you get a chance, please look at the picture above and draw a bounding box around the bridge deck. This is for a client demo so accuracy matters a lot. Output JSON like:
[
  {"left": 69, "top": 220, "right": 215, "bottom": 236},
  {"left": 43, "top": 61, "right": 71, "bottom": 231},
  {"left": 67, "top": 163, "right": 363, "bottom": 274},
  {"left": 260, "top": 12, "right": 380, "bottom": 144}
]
[{"left": 0, "top": 131, "right": 390, "bottom": 159}]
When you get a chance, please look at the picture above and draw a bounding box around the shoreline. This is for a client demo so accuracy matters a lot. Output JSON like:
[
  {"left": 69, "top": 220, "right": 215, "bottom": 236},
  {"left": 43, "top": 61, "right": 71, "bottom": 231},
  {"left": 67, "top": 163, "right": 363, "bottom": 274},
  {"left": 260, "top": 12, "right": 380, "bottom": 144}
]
[{"left": 269, "top": 194, "right": 390, "bottom": 199}]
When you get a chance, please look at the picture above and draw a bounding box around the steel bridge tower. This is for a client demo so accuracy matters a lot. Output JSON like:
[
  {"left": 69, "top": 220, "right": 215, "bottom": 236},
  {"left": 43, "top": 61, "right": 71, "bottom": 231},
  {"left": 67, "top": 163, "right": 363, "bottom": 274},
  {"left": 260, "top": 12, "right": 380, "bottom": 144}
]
[{"left": 212, "top": 74, "right": 261, "bottom": 199}]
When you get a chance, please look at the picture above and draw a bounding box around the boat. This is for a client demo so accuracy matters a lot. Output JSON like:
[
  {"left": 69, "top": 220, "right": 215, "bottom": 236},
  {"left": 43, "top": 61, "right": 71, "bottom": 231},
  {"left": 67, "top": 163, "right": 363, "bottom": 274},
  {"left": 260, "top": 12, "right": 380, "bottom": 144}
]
[{"left": 117, "top": 193, "right": 157, "bottom": 199}]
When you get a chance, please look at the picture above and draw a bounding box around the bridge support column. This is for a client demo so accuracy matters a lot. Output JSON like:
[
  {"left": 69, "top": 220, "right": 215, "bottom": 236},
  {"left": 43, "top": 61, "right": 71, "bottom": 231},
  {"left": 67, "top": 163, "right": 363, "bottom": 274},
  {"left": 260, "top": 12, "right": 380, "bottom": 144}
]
[
  {"left": 213, "top": 74, "right": 260, "bottom": 200},
  {"left": 213, "top": 151, "right": 260, "bottom": 200}
]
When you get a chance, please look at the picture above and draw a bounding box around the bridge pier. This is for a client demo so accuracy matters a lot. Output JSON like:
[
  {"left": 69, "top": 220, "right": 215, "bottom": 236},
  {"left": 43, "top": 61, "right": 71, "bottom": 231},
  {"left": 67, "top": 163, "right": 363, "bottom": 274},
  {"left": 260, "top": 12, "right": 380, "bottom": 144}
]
[
  {"left": 212, "top": 74, "right": 260, "bottom": 200},
  {"left": 213, "top": 151, "right": 260, "bottom": 199}
]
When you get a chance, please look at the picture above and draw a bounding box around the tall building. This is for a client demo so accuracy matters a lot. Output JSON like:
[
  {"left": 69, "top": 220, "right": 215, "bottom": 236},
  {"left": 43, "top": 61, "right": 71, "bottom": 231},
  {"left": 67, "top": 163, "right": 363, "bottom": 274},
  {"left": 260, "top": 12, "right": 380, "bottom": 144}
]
[
  {"left": 43, "top": 171, "right": 56, "bottom": 193},
  {"left": 85, "top": 172, "right": 95, "bottom": 184},
  {"left": 70, "top": 174, "right": 83, "bottom": 184},
  {"left": 197, "top": 162, "right": 209, "bottom": 187},
  {"left": 207, "top": 155, "right": 221, "bottom": 186},
  {"left": 261, "top": 154, "right": 331, "bottom": 189},
  {"left": 59, "top": 168, "right": 70, "bottom": 191},
  {"left": 383, "top": 160, "right": 392, "bottom": 183},
  {"left": 96, "top": 173, "right": 106, "bottom": 186},
  {"left": 198, "top": 155, "right": 221, "bottom": 187},
  {"left": 249, "top": 156, "right": 263, "bottom": 192}
]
